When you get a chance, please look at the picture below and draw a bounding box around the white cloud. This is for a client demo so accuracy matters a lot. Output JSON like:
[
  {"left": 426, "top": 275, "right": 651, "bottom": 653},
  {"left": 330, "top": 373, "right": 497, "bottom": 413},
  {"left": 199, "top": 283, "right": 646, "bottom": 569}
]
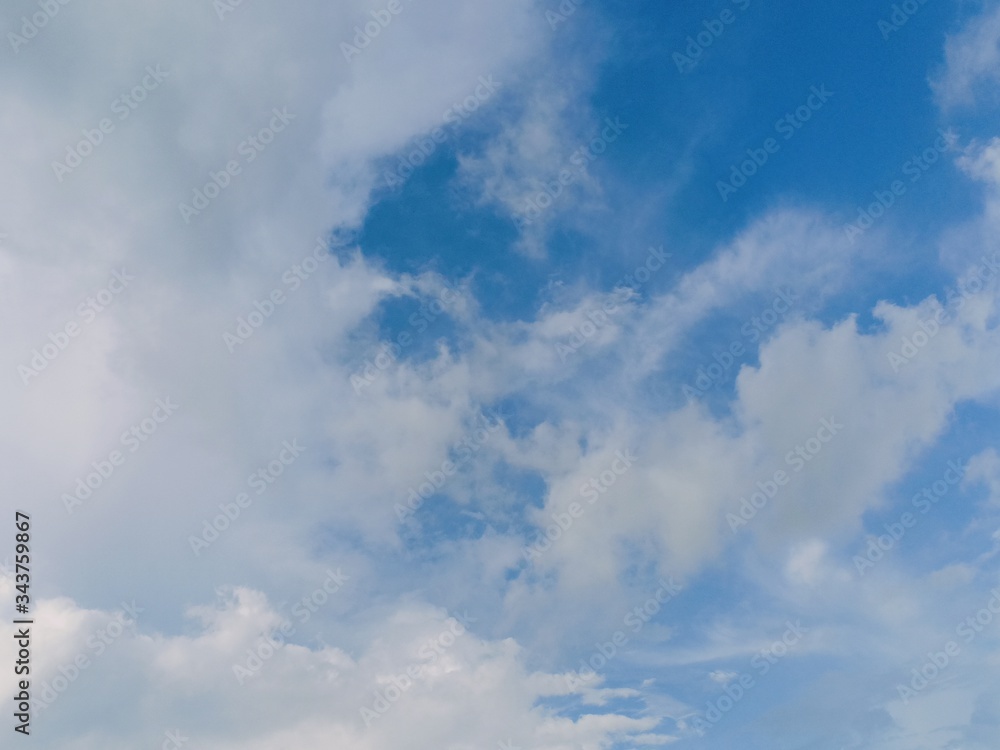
[
  {"left": 0, "top": 578, "right": 658, "bottom": 750},
  {"left": 4, "top": 1, "right": 1000, "bottom": 747},
  {"left": 933, "top": 2, "right": 1000, "bottom": 108}
]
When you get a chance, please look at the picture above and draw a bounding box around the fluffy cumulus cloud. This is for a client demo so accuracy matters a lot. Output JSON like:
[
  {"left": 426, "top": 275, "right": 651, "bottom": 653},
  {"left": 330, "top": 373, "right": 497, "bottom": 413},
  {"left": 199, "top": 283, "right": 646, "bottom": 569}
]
[{"left": 2, "top": 0, "right": 1000, "bottom": 748}]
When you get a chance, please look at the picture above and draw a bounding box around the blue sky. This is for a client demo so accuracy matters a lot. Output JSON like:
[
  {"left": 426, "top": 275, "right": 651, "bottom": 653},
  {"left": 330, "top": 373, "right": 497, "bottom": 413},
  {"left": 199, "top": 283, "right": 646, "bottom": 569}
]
[{"left": 1, "top": 0, "right": 1000, "bottom": 748}]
